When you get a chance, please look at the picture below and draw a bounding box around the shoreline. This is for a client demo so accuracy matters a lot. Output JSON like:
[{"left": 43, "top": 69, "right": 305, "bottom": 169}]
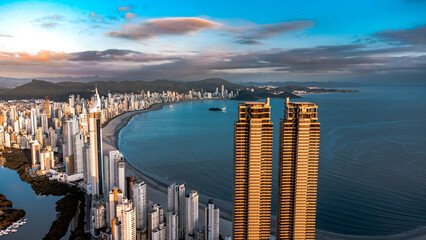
[
  {"left": 102, "top": 99, "right": 426, "bottom": 240},
  {"left": 102, "top": 100, "right": 234, "bottom": 236}
]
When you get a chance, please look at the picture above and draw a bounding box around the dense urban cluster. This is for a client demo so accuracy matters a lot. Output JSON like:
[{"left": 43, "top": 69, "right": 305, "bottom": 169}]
[
  {"left": 0, "top": 85, "right": 321, "bottom": 240},
  {"left": 0, "top": 85, "right": 236, "bottom": 240}
]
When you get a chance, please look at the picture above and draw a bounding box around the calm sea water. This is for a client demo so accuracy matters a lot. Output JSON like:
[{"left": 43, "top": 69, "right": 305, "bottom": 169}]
[
  {"left": 0, "top": 166, "right": 63, "bottom": 240},
  {"left": 119, "top": 85, "right": 426, "bottom": 236}
]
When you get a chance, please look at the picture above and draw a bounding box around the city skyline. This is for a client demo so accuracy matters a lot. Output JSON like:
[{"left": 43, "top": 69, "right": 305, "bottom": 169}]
[{"left": 0, "top": 1, "right": 425, "bottom": 240}]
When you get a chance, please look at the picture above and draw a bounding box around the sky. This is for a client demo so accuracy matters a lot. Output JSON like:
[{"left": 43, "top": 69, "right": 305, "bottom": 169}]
[{"left": 0, "top": 0, "right": 425, "bottom": 83}]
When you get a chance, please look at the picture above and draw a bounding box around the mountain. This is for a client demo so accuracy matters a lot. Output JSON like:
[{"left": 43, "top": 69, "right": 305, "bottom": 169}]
[
  {"left": 0, "top": 78, "right": 292, "bottom": 101},
  {"left": 242, "top": 81, "right": 369, "bottom": 88}
]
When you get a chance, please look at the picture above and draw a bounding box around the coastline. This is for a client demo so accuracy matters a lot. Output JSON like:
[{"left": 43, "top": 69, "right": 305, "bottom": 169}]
[
  {"left": 102, "top": 99, "right": 426, "bottom": 240},
  {"left": 102, "top": 100, "right": 233, "bottom": 237}
]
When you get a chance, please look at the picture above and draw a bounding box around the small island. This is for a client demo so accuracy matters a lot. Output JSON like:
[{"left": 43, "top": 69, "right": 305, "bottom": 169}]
[{"left": 0, "top": 193, "right": 26, "bottom": 231}]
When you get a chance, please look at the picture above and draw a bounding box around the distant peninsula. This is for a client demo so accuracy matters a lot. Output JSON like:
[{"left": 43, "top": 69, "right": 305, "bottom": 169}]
[{"left": 0, "top": 78, "right": 358, "bottom": 101}]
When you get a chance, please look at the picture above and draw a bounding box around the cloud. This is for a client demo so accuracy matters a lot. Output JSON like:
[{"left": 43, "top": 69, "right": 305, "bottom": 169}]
[
  {"left": 232, "top": 20, "right": 314, "bottom": 44},
  {"left": 125, "top": 12, "right": 136, "bottom": 20},
  {"left": 0, "top": 37, "right": 424, "bottom": 82},
  {"left": 242, "top": 20, "right": 314, "bottom": 39},
  {"left": 0, "top": 50, "right": 67, "bottom": 62},
  {"left": 41, "top": 22, "right": 58, "bottom": 28},
  {"left": 235, "top": 39, "right": 264, "bottom": 45},
  {"left": 118, "top": 7, "right": 130, "bottom": 11},
  {"left": 373, "top": 25, "right": 426, "bottom": 45},
  {"left": 33, "top": 15, "right": 65, "bottom": 29},
  {"left": 107, "top": 17, "right": 220, "bottom": 40},
  {"left": 0, "top": 34, "right": 13, "bottom": 38},
  {"left": 67, "top": 49, "right": 181, "bottom": 62}
]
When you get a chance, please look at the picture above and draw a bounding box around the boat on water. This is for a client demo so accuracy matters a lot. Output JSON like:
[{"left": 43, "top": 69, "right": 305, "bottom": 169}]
[{"left": 209, "top": 107, "right": 226, "bottom": 111}]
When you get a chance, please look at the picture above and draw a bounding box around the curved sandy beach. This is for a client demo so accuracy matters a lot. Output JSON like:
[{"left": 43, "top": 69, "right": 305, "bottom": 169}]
[
  {"left": 102, "top": 101, "right": 426, "bottom": 240},
  {"left": 102, "top": 102, "right": 233, "bottom": 237}
]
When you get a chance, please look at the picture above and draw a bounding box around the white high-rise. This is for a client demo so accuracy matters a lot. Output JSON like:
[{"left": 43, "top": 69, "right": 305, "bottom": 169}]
[
  {"left": 117, "top": 158, "right": 125, "bottom": 197},
  {"left": 148, "top": 204, "right": 164, "bottom": 240},
  {"left": 122, "top": 200, "right": 136, "bottom": 240},
  {"left": 205, "top": 200, "right": 220, "bottom": 240},
  {"left": 167, "top": 183, "right": 186, "bottom": 239},
  {"left": 133, "top": 181, "right": 148, "bottom": 230},
  {"left": 166, "top": 211, "right": 178, "bottom": 240},
  {"left": 186, "top": 190, "right": 199, "bottom": 237},
  {"left": 108, "top": 150, "right": 124, "bottom": 191},
  {"left": 73, "top": 134, "right": 84, "bottom": 173}
]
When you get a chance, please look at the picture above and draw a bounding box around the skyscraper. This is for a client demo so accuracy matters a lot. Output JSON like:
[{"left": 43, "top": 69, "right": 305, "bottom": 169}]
[
  {"left": 44, "top": 97, "right": 50, "bottom": 119},
  {"left": 233, "top": 98, "right": 273, "bottom": 240},
  {"left": 133, "top": 181, "right": 148, "bottom": 230},
  {"left": 126, "top": 176, "right": 137, "bottom": 200},
  {"left": 167, "top": 183, "right": 186, "bottom": 239},
  {"left": 122, "top": 200, "right": 136, "bottom": 240},
  {"left": 166, "top": 211, "right": 178, "bottom": 240},
  {"left": 89, "top": 87, "right": 103, "bottom": 196},
  {"left": 186, "top": 190, "right": 199, "bottom": 237},
  {"left": 277, "top": 98, "right": 320, "bottom": 239},
  {"left": 205, "top": 199, "right": 220, "bottom": 240}
]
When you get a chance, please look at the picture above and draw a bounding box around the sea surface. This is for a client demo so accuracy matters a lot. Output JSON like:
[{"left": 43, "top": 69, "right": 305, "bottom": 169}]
[
  {"left": 119, "top": 84, "right": 426, "bottom": 237},
  {"left": 0, "top": 166, "right": 64, "bottom": 240}
]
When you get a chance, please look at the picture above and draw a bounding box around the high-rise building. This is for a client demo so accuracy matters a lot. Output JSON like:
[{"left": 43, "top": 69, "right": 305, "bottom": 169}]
[
  {"left": 88, "top": 88, "right": 103, "bottom": 196},
  {"left": 108, "top": 150, "right": 124, "bottom": 192},
  {"left": 126, "top": 176, "right": 137, "bottom": 200},
  {"left": 133, "top": 181, "right": 148, "bottom": 230},
  {"left": 148, "top": 203, "right": 164, "bottom": 240},
  {"left": 122, "top": 200, "right": 136, "bottom": 240},
  {"left": 30, "top": 140, "right": 40, "bottom": 166},
  {"left": 167, "top": 182, "right": 186, "bottom": 239},
  {"left": 74, "top": 134, "right": 85, "bottom": 173},
  {"left": 277, "top": 98, "right": 320, "bottom": 239},
  {"left": 166, "top": 211, "right": 178, "bottom": 240},
  {"left": 205, "top": 200, "right": 220, "bottom": 240},
  {"left": 40, "top": 146, "right": 54, "bottom": 171},
  {"left": 45, "top": 97, "right": 50, "bottom": 119},
  {"left": 233, "top": 98, "right": 273, "bottom": 240},
  {"left": 185, "top": 190, "right": 199, "bottom": 237},
  {"left": 107, "top": 191, "right": 116, "bottom": 227},
  {"left": 117, "top": 158, "right": 125, "bottom": 196}
]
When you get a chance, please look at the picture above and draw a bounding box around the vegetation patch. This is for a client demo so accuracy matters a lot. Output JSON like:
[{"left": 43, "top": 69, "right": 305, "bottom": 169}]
[
  {"left": 0, "top": 193, "right": 26, "bottom": 229},
  {"left": 1, "top": 148, "right": 91, "bottom": 240}
]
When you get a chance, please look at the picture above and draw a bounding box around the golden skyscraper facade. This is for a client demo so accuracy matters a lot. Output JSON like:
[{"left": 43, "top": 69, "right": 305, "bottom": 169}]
[
  {"left": 44, "top": 97, "right": 50, "bottom": 119},
  {"left": 277, "top": 98, "right": 320, "bottom": 240},
  {"left": 234, "top": 98, "right": 273, "bottom": 240}
]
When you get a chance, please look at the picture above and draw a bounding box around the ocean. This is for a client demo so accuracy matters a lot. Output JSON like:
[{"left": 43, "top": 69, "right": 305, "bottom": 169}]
[{"left": 118, "top": 84, "right": 426, "bottom": 237}]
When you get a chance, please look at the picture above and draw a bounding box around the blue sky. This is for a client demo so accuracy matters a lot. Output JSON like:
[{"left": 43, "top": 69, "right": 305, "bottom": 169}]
[{"left": 0, "top": 0, "right": 425, "bottom": 82}]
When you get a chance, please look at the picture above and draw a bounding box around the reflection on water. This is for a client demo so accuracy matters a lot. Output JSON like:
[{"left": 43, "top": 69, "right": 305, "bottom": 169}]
[
  {"left": 0, "top": 163, "right": 61, "bottom": 239},
  {"left": 119, "top": 85, "right": 426, "bottom": 236}
]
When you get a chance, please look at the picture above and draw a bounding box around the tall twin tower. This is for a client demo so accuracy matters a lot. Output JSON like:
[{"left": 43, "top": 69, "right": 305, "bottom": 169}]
[{"left": 233, "top": 98, "right": 320, "bottom": 240}]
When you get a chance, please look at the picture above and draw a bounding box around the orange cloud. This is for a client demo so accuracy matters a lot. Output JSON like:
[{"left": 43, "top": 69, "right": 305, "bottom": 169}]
[
  {"left": 107, "top": 17, "right": 220, "bottom": 40},
  {"left": 0, "top": 50, "right": 67, "bottom": 62},
  {"left": 125, "top": 12, "right": 136, "bottom": 20}
]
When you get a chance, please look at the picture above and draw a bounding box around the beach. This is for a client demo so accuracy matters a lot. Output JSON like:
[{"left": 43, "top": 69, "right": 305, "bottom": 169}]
[
  {"left": 102, "top": 101, "right": 233, "bottom": 237},
  {"left": 103, "top": 94, "right": 426, "bottom": 240}
]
